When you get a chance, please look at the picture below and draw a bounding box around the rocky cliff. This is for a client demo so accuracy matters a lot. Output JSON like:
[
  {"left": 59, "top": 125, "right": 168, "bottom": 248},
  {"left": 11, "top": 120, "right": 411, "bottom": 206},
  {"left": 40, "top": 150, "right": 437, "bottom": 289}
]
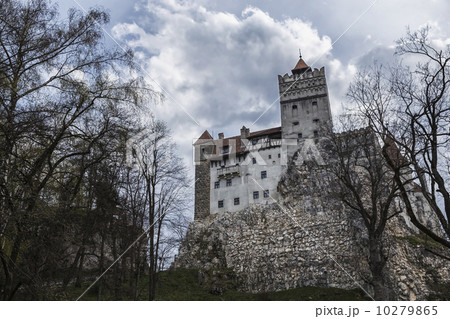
[{"left": 174, "top": 142, "right": 449, "bottom": 300}]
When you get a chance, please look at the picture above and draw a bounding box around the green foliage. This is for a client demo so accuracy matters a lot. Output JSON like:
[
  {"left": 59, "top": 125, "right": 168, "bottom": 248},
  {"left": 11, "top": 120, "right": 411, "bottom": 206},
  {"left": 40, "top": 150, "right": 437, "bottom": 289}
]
[
  {"left": 397, "top": 234, "right": 448, "bottom": 252},
  {"left": 425, "top": 269, "right": 450, "bottom": 301}
]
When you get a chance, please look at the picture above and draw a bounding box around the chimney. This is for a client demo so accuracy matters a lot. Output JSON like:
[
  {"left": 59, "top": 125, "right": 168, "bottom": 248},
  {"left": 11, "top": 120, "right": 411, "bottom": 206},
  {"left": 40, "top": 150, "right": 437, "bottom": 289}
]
[
  {"left": 218, "top": 132, "right": 224, "bottom": 139},
  {"left": 240, "top": 126, "right": 250, "bottom": 139}
]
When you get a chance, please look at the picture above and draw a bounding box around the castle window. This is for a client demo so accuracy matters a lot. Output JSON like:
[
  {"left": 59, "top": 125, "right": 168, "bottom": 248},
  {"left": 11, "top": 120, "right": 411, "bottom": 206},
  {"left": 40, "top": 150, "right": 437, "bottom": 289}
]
[
  {"left": 253, "top": 191, "right": 259, "bottom": 199},
  {"left": 298, "top": 133, "right": 303, "bottom": 139},
  {"left": 234, "top": 198, "right": 240, "bottom": 205},
  {"left": 314, "top": 130, "right": 319, "bottom": 137},
  {"left": 268, "top": 154, "right": 272, "bottom": 159},
  {"left": 263, "top": 190, "right": 269, "bottom": 198},
  {"left": 292, "top": 105, "right": 298, "bottom": 116},
  {"left": 214, "top": 181, "right": 220, "bottom": 189},
  {"left": 218, "top": 200, "right": 224, "bottom": 208},
  {"left": 313, "top": 119, "right": 320, "bottom": 123},
  {"left": 252, "top": 138, "right": 258, "bottom": 145},
  {"left": 278, "top": 153, "right": 280, "bottom": 158},
  {"left": 261, "top": 171, "right": 267, "bottom": 179},
  {"left": 252, "top": 157, "right": 257, "bottom": 164},
  {"left": 293, "top": 121, "right": 299, "bottom": 126},
  {"left": 312, "top": 101, "right": 317, "bottom": 106},
  {"left": 226, "top": 179, "right": 232, "bottom": 187}
]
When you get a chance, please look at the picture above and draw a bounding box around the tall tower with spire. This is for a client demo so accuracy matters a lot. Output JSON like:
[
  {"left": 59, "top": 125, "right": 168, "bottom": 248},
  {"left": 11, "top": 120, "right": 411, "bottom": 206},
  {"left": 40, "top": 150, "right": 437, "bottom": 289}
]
[{"left": 278, "top": 55, "right": 332, "bottom": 140}]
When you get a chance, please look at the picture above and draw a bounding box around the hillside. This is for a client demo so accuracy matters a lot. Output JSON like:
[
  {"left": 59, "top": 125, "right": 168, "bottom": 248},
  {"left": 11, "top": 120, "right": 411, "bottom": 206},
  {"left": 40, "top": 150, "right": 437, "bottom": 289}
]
[{"left": 67, "top": 269, "right": 370, "bottom": 301}]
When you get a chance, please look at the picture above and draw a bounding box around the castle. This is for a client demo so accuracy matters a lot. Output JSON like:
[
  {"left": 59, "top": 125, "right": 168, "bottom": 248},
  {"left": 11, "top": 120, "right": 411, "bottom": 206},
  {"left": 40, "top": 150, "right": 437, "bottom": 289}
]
[
  {"left": 194, "top": 56, "right": 332, "bottom": 218},
  {"left": 177, "top": 56, "right": 449, "bottom": 300}
]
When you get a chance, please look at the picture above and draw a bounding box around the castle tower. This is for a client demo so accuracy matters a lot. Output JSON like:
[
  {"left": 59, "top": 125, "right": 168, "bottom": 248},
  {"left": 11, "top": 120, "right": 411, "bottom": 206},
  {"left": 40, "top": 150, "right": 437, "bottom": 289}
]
[
  {"left": 193, "top": 130, "right": 214, "bottom": 220},
  {"left": 278, "top": 56, "right": 332, "bottom": 140}
]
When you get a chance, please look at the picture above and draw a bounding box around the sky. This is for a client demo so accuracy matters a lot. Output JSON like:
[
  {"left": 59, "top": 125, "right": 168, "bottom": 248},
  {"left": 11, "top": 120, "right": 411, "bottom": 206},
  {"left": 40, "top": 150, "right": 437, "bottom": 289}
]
[{"left": 60, "top": 0, "right": 450, "bottom": 177}]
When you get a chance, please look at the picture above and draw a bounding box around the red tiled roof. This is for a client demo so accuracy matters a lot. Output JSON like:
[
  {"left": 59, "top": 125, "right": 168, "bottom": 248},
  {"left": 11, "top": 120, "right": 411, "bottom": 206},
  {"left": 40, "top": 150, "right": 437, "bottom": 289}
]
[
  {"left": 210, "top": 126, "right": 281, "bottom": 158},
  {"left": 293, "top": 58, "right": 309, "bottom": 70},
  {"left": 411, "top": 182, "right": 423, "bottom": 193},
  {"left": 249, "top": 126, "right": 281, "bottom": 138},
  {"left": 194, "top": 130, "right": 213, "bottom": 145},
  {"left": 383, "top": 135, "right": 408, "bottom": 167},
  {"left": 292, "top": 58, "right": 310, "bottom": 74}
]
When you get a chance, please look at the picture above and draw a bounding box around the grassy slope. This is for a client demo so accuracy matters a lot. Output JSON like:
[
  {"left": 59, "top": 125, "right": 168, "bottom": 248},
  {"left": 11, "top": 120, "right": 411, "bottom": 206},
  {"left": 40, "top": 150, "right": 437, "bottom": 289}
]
[{"left": 68, "top": 268, "right": 370, "bottom": 301}]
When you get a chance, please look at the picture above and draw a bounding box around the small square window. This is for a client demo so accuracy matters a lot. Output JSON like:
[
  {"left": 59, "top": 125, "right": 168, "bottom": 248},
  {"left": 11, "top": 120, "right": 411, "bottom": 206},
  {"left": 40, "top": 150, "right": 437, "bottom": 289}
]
[
  {"left": 298, "top": 133, "right": 303, "bottom": 139},
  {"left": 268, "top": 155, "right": 272, "bottom": 159},
  {"left": 312, "top": 101, "right": 317, "bottom": 106},
  {"left": 263, "top": 190, "right": 269, "bottom": 198},
  {"left": 226, "top": 179, "right": 232, "bottom": 187},
  {"left": 234, "top": 198, "right": 240, "bottom": 205},
  {"left": 214, "top": 181, "right": 220, "bottom": 189},
  {"left": 218, "top": 200, "right": 224, "bottom": 208},
  {"left": 313, "top": 119, "right": 320, "bottom": 123},
  {"left": 293, "top": 121, "right": 299, "bottom": 125},
  {"left": 252, "top": 157, "right": 257, "bottom": 164},
  {"left": 253, "top": 191, "right": 259, "bottom": 199},
  {"left": 278, "top": 153, "right": 280, "bottom": 158},
  {"left": 313, "top": 130, "right": 319, "bottom": 137},
  {"left": 261, "top": 171, "right": 267, "bottom": 179}
]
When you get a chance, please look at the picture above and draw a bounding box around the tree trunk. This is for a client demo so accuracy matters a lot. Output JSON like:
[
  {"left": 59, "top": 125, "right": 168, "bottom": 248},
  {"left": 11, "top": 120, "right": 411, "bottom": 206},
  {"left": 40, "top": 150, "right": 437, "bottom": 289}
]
[
  {"left": 97, "top": 232, "right": 105, "bottom": 301},
  {"left": 368, "top": 236, "right": 388, "bottom": 300},
  {"left": 75, "top": 248, "right": 86, "bottom": 288}
]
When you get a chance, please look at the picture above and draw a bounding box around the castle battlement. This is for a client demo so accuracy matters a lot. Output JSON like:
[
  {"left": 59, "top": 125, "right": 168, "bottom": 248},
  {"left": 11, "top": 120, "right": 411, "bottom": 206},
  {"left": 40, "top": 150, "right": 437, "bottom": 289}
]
[
  {"left": 278, "top": 66, "right": 326, "bottom": 83},
  {"left": 194, "top": 56, "right": 332, "bottom": 219},
  {"left": 184, "top": 55, "right": 449, "bottom": 300}
]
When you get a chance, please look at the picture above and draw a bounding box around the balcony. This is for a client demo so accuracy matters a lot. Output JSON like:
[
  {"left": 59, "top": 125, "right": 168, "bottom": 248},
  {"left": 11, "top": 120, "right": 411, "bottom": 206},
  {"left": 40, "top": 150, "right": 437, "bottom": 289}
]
[{"left": 217, "top": 165, "right": 241, "bottom": 179}]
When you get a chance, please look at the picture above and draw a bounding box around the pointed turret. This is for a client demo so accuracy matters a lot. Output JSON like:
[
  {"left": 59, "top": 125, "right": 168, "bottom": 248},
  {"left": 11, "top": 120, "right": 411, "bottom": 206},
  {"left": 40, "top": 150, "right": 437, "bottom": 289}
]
[
  {"left": 278, "top": 54, "right": 332, "bottom": 144},
  {"left": 292, "top": 56, "right": 311, "bottom": 75},
  {"left": 194, "top": 130, "right": 213, "bottom": 145}
]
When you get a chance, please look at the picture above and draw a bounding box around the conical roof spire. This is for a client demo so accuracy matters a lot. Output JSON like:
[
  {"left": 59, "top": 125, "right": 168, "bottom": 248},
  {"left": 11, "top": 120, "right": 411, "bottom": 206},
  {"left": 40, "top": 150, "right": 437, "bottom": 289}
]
[
  {"left": 292, "top": 50, "right": 310, "bottom": 75},
  {"left": 194, "top": 130, "right": 213, "bottom": 145}
]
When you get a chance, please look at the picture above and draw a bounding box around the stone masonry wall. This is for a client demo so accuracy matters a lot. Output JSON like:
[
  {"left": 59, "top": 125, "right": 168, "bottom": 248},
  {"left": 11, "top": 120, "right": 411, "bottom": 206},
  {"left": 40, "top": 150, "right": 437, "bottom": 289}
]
[
  {"left": 177, "top": 138, "right": 449, "bottom": 300},
  {"left": 194, "top": 160, "right": 210, "bottom": 220}
]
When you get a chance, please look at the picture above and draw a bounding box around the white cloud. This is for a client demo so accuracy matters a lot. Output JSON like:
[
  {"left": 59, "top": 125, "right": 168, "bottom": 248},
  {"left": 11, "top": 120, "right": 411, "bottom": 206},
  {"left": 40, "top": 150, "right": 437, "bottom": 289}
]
[{"left": 112, "top": 0, "right": 356, "bottom": 170}]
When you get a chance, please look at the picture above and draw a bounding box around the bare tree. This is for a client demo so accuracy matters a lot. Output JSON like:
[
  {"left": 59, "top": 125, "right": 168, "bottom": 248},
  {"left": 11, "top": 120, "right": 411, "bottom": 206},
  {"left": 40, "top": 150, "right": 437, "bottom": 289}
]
[
  {"left": 131, "top": 120, "right": 189, "bottom": 300},
  {"left": 0, "top": 0, "right": 147, "bottom": 300},
  {"left": 347, "top": 26, "right": 450, "bottom": 249},
  {"left": 326, "top": 123, "right": 400, "bottom": 300}
]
